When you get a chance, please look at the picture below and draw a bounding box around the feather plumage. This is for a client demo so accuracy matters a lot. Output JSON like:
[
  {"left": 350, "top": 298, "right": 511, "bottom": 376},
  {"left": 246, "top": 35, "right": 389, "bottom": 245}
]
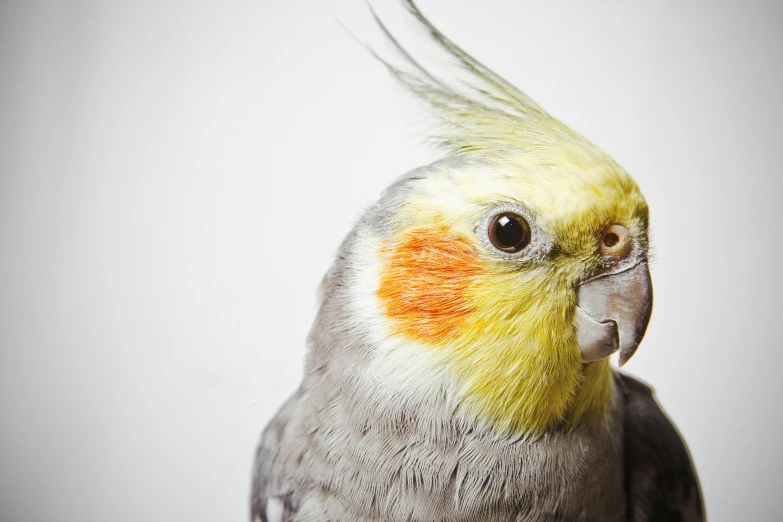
[
  {"left": 250, "top": 2, "right": 702, "bottom": 521},
  {"left": 371, "top": 0, "right": 597, "bottom": 157}
]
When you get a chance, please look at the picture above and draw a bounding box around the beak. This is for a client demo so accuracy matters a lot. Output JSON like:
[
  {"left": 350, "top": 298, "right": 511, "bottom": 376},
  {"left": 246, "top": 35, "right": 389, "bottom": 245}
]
[{"left": 575, "top": 261, "right": 653, "bottom": 366}]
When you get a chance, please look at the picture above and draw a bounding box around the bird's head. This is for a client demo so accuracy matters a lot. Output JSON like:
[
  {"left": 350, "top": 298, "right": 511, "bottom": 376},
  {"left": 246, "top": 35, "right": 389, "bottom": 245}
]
[{"left": 317, "top": 2, "right": 653, "bottom": 437}]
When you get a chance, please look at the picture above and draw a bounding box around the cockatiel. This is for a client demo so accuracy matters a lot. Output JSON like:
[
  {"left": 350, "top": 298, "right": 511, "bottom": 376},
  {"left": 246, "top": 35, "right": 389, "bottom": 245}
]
[{"left": 251, "top": 1, "right": 703, "bottom": 521}]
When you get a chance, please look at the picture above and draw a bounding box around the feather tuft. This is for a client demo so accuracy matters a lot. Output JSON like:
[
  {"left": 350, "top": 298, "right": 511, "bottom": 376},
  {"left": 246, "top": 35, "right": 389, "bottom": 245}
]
[{"left": 370, "top": 0, "right": 597, "bottom": 156}]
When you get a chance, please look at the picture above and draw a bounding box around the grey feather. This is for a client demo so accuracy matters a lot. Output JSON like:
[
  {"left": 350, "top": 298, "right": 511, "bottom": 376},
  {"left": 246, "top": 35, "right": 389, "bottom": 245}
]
[
  {"left": 251, "top": 392, "right": 300, "bottom": 521},
  {"left": 619, "top": 374, "right": 705, "bottom": 522}
]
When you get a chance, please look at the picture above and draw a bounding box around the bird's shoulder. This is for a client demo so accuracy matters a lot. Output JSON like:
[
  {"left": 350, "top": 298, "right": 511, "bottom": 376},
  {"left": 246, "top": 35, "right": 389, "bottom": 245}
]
[
  {"left": 617, "top": 372, "right": 705, "bottom": 522},
  {"left": 250, "top": 391, "right": 300, "bottom": 522}
]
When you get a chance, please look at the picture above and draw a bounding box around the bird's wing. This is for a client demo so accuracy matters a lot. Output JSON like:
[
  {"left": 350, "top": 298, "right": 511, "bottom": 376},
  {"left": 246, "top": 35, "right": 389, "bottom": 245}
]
[
  {"left": 250, "top": 391, "right": 300, "bottom": 522},
  {"left": 618, "top": 372, "right": 705, "bottom": 522}
]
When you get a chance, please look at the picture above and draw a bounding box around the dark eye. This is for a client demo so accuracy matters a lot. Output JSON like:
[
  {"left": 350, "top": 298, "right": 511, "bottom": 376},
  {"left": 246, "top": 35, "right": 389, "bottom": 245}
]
[{"left": 488, "top": 212, "right": 531, "bottom": 253}]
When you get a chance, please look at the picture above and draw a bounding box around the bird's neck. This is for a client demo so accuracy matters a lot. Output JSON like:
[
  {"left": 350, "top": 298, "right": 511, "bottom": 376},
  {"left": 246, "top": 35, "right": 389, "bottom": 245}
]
[
  {"left": 447, "top": 320, "right": 616, "bottom": 437},
  {"left": 563, "top": 359, "right": 616, "bottom": 428}
]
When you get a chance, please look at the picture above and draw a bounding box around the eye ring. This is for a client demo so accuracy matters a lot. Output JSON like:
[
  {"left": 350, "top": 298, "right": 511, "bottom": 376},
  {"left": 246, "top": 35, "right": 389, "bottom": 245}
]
[{"left": 488, "top": 212, "right": 531, "bottom": 253}]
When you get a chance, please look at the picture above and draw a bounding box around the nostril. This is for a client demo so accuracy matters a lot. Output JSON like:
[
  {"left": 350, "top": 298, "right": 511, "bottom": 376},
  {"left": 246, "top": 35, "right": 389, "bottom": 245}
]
[
  {"left": 599, "top": 224, "right": 632, "bottom": 260},
  {"left": 603, "top": 232, "right": 620, "bottom": 248}
]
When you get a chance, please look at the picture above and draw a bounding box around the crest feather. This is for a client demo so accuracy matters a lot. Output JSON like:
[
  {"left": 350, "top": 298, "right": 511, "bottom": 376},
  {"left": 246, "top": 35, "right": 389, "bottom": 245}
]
[{"left": 372, "top": 0, "right": 599, "bottom": 157}]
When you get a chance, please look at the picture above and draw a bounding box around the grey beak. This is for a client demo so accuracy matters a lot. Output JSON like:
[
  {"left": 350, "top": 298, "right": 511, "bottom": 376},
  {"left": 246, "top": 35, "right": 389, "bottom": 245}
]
[{"left": 575, "top": 261, "right": 653, "bottom": 366}]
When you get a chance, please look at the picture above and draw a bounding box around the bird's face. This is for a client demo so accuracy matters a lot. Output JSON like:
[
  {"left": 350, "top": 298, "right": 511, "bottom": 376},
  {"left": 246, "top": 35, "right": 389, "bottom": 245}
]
[{"left": 365, "top": 153, "right": 651, "bottom": 434}]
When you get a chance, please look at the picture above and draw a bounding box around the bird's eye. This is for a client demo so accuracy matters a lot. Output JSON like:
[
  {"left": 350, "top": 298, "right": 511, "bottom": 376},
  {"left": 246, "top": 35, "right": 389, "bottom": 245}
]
[{"left": 488, "top": 212, "right": 531, "bottom": 253}]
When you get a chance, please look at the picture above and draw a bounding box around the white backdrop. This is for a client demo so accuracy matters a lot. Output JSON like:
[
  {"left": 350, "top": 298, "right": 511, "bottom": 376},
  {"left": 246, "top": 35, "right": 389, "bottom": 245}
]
[{"left": 1, "top": 1, "right": 781, "bottom": 521}]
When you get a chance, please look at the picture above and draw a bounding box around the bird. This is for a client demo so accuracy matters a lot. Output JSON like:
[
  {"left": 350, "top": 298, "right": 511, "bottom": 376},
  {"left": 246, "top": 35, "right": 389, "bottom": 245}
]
[{"left": 251, "top": 1, "right": 703, "bottom": 520}]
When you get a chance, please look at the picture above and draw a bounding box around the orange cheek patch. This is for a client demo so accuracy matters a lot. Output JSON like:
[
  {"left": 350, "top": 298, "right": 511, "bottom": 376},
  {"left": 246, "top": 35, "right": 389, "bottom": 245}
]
[{"left": 377, "top": 228, "right": 484, "bottom": 345}]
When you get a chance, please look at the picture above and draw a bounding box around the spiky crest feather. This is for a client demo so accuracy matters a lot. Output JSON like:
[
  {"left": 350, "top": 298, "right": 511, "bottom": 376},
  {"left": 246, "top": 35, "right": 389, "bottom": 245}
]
[{"left": 372, "top": 0, "right": 600, "bottom": 157}]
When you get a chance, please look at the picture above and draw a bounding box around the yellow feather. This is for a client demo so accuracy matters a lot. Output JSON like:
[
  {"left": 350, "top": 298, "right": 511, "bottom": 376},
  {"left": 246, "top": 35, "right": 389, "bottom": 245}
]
[{"left": 374, "top": 1, "right": 650, "bottom": 436}]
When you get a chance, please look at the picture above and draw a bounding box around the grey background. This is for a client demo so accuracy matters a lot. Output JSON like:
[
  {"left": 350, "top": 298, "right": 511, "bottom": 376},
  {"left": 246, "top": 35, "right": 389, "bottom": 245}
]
[{"left": 1, "top": 1, "right": 781, "bottom": 521}]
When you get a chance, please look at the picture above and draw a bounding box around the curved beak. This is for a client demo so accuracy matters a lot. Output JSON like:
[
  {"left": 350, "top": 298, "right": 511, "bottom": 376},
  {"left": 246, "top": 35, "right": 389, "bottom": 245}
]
[{"left": 575, "top": 261, "right": 653, "bottom": 366}]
